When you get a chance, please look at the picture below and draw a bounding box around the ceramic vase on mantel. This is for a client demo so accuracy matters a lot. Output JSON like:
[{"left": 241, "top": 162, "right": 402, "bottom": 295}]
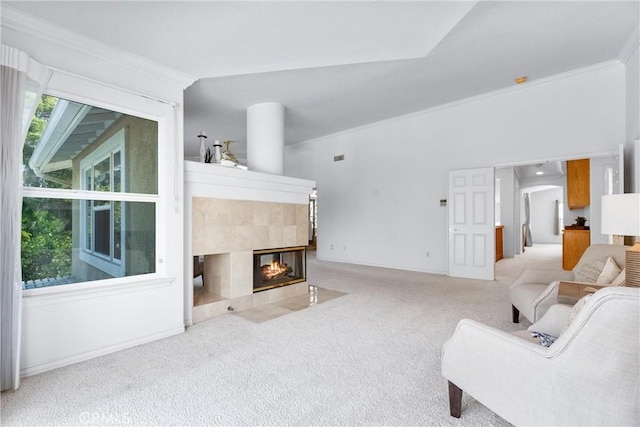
[
  {"left": 213, "top": 140, "right": 222, "bottom": 164},
  {"left": 198, "top": 131, "right": 207, "bottom": 163}
]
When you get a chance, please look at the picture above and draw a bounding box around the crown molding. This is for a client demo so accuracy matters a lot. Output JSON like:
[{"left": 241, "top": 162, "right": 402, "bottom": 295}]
[
  {"left": 1, "top": 6, "right": 197, "bottom": 90},
  {"left": 297, "top": 60, "right": 623, "bottom": 146},
  {"left": 619, "top": 25, "right": 640, "bottom": 64}
]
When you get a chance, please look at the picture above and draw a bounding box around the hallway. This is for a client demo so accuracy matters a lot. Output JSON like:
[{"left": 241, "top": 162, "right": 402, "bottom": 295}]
[{"left": 495, "top": 243, "right": 562, "bottom": 284}]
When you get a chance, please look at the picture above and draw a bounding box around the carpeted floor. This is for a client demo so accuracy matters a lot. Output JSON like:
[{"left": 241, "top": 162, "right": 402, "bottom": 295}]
[{"left": 1, "top": 245, "right": 561, "bottom": 426}]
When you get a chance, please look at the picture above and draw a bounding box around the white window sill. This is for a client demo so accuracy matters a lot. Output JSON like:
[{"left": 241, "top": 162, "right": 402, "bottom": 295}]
[{"left": 22, "top": 274, "right": 175, "bottom": 302}]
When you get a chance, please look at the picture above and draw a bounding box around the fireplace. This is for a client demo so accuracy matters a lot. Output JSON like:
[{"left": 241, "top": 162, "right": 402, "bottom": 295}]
[{"left": 253, "top": 246, "right": 306, "bottom": 292}]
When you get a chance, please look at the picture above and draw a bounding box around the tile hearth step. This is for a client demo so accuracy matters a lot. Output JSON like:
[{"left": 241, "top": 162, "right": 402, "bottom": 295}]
[{"left": 192, "top": 281, "right": 309, "bottom": 324}]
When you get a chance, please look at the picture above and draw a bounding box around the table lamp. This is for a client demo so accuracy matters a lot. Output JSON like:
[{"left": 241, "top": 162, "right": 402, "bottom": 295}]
[{"left": 601, "top": 194, "right": 640, "bottom": 287}]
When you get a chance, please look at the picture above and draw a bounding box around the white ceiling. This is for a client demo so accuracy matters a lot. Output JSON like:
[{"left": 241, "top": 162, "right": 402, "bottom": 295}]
[{"left": 5, "top": 1, "right": 639, "bottom": 161}]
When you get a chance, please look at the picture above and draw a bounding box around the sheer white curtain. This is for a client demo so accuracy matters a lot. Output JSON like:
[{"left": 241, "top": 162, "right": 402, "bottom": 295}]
[{"left": 1, "top": 44, "right": 51, "bottom": 391}]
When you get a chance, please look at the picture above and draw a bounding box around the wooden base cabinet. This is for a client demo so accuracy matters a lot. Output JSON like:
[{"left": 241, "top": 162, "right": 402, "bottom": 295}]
[
  {"left": 495, "top": 225, "right": 504, "bottom": 262},
  {"left": 562, "top": 229, "right": 590, "bottom": 270}
]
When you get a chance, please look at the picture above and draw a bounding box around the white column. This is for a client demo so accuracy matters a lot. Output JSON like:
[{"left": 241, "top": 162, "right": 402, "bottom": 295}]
[{"left": 247, "top": 102, "right": 285, "bottom": 175}]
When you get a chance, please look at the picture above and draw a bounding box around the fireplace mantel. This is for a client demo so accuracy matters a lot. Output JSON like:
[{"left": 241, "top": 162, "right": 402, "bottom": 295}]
[
  {"left": 185, "top": 160, "right": 314, "bottom": 205},
  {"left": 184, "top": 161, "right": 315, "bottom": 325}
]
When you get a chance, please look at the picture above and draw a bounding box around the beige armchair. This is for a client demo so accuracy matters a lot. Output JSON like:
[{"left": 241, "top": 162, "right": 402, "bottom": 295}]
[
  {"left": 510, "top": 243, "right": 626, "bottom": 323},
  {"left": 442, "top": 286, "right": 639, "bottom": 426}
]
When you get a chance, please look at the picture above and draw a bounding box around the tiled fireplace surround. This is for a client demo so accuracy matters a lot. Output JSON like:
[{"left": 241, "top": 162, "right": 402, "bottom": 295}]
[{"left": 184, "top": 161, "right": 315, "bottom": 325}]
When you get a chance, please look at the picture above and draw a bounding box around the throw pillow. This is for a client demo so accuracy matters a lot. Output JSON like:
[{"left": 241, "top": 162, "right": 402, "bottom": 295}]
[
  {"left": 561, "top": 293, "right": 592, "bottom": 334},
  {"left": 596, "top": 257, "right": 622, "bottom": 284},
  {"left": 573, "top": 257, "right": 608, "bottom": 283},
  {"left": 610, "top": 269, "right": 626, "bottom": 286}
]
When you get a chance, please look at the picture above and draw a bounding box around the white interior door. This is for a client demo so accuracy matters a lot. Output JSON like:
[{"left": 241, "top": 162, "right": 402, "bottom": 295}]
[{"left": 448, "top": 167, "right": 495, "bottom": 280}]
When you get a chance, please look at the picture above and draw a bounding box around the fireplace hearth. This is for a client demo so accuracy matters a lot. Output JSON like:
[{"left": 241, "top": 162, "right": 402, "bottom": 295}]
[{"left": 253, "top": 247, "right": 306, "bottom": 292}]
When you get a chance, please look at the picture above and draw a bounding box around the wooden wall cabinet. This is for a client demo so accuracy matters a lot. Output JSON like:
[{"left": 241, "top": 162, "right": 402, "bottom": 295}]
[
  {"left": 562, "top": 229, "right": 590, "bottom": 270},
  {"left": 566, "top": 159, "right": 590, "bottom": 209}
]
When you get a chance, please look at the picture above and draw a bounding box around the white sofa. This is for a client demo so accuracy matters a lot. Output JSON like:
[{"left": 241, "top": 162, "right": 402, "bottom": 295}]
[
  {"left": 442, "top": 286, "right": 639, "bottom": 426},
  {"left": 509, "top": 243, "right": 626, "bottom": 323}
]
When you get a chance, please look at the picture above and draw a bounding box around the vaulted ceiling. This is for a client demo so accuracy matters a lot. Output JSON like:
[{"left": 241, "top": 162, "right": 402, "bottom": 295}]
[{"left": 5, "top": 1, "right": 639, "bottom": 161}]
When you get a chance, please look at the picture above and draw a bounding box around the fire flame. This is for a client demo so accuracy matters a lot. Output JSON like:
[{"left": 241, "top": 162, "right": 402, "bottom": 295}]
[{"left": 261, "top": 261, "right": 291, "bottom": 281}]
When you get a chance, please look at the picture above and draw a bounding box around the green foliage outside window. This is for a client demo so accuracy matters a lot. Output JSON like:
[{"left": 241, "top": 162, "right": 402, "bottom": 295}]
[
  {"left": 21, "top": 208, "right": 72, "bottom": 281},
  {"left": 22, "top": 95, "right": 73, "bottom": 283}
]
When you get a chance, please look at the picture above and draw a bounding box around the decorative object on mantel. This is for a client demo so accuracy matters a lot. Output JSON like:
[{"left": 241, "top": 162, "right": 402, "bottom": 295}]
[
  {"left": 601, "top": 193, "right": 640, "bottom": 287},
  {"left": 195, "top": 138, "right": 247, "bottom": 170},
  {"left": 204, "top": 140, "right": 222, "bottom": 164},
  {"left": 197, "top": 130, "right": 207, "bottom": 163},
  {"left": 219, "top": 140, "right": 248, "bottom": 170},
  {"left": 213, "top": 140, "right": 222, "bottom": 164},
  {"left": 222, "top": 140, "right": 238, "bottom": 163},
  {"left": 566, "top": 216, "right": 589, "bottom": 230}
]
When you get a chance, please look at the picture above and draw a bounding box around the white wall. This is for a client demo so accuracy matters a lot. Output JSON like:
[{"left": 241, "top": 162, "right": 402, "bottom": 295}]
[
  {"left": 590, "top": 155, "right": 621, "bottom": 243},
  {"left": 529, "top": 187, "right": 563, "bottom": 244},
  {"left": 623, "top": 32, "right": 639, "bottom": 192},
  {"left": 496, "top": 168, "right": 517, "bottom": 257},
  {"left": 285, "top": 62, "right": 626, "bottom": 273},
  {"left": 3, "top": 8, "right": 193, "bottom": 376},
  {"left": 513, "top": 173, "right": 521, "bottom": 255}
]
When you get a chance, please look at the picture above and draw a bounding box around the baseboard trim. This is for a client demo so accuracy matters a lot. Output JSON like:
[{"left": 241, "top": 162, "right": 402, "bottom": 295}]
[
  {"left": 316, "top": 256, "right": 447, "bottom": 276},
  {"left": 20, "top": 326, "right": 185, "bottom": 377}
]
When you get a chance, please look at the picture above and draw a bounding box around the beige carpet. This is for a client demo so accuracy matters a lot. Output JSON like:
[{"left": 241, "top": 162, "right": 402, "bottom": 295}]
[{"left": 1, "top": 245, "right": 560, "bottom": 426}]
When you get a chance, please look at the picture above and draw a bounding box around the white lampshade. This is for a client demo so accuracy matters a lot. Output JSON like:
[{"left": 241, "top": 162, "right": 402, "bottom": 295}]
[
  {"left": 602, "top": 193, "right": 640, "bottom": 288},
  {"left": 601, "top": 194, "right": 640, "bottom": 236}
]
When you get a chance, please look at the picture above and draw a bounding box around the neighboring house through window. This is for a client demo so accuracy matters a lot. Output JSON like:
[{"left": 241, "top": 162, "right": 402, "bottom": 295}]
[{"left": 79, "top": 128, "right": 125, "bottom": 277}]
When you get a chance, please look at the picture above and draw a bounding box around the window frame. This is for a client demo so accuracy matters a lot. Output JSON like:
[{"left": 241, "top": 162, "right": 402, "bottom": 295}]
[
  {"left": 21, "top": 72, "right": 175, "bottom": 295},
  {"left": 79, "top": 128, "right": 126, "bottom": 276}
]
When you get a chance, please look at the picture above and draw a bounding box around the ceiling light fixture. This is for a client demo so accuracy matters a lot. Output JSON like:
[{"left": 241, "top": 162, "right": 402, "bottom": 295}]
[
  {"left": 515, "top": 76, "right": 528, "bottom": 84},
  {"left": 536, "top": 170, "right": 544, "bottom": 175}
]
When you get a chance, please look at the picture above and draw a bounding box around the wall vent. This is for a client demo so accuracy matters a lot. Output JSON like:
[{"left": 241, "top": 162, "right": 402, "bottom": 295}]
[{"left": 333, "top": 154, "right": 345, "bottom": 162}]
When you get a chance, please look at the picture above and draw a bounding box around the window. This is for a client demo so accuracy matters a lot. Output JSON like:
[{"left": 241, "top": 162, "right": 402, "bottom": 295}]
[{"left": 22, "top": 95, "right": 158, "bottom": 289}]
